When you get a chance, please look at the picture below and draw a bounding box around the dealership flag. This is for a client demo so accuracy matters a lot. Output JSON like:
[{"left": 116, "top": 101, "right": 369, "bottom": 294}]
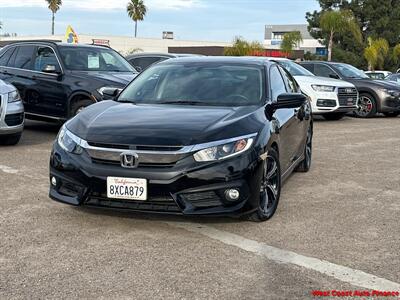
[{"left": 65, "top": 25, "right": 79, "bottom": 44}]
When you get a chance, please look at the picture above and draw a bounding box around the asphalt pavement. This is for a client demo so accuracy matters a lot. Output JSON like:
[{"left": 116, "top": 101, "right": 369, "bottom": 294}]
[{"left": 0, "top": 116, "right": 399, "bottom": 299}]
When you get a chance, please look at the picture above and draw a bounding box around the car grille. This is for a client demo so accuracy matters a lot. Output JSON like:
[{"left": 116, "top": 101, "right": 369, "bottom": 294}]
[
  {"left": 5, "top": 113, "right": 24, "bottom": 126},
  {"left": 337, "top": 87, "right": 358, "bottom": 106},
  {"left": 180, "top": 191, "right": 223, "bottom": 208},
  {"left": 86, "top": 192, "right": 182, "bottom": 213},
  {"left": 91, "top": 158, "right": 176, "bottom": 169},
  {"left": 85, "top": 142, "right": 190, "bottom": 168}
]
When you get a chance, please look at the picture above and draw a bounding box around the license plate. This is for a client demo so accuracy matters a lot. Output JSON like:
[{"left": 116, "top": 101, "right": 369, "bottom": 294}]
[{"left": 107, "top": 177, "right": 147, "bottom": 201}]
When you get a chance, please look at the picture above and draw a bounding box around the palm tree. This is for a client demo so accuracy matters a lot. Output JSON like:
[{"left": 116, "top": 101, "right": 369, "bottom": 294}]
[
  {"left": 127, "top": 0, "right": 147, "bottom": 38},
  {"left": 392, "top": 44, "right": 400, "bottom": 69},
  {"left": 280, "top": 31, "right": 303, "bottom": 57},
  {"left": 224, "top": 37, "right": 264, "bottom": 56},
  {"left": 320, "top": 9, "right": 362, "bottom": 61},
  {"left": 45, "top": 0, "right": 62, "bottom": 35},
  {"left": 364, "top": 37, "right": 389, "bottom": 71}
]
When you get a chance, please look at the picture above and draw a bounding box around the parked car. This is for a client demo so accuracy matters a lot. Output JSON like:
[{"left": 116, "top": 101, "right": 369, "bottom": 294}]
[
  {"left": 126, "top": 52, "right": 202, "bottom": 72},
  {"left": 365, "top": 71, "right": 392, "bottom": 80},
  {"left": 300, "top": 61, "right": 400, "bottom": 118},
  {"left": 0, "top": 80, "right": 24, "bottom": 145},
  {"left": 0, "top": 41, "right": 138, "bottom": 121},
  {"left": 49, "top": 57, "right": 313, "bottom": 222},
  {"left": 270, "top": 58, "right": 358, "bottom": 120}
]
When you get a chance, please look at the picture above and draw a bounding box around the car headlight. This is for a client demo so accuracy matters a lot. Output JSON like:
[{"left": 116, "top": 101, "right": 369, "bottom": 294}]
[
  {"left": 193, "top": 134, "right": 256, "bottom": 162},
  {"left": 311, "top": 85, "right": 335, "bottom": 92},
  {"left": 379, "top": 88, "right": 400, "bottom": 97},
  {"left": 7, "top": 90, "right": 21, "bottom": 103},
  {"left": 57, "top": 125, "right": 83, "bottom": 154}
]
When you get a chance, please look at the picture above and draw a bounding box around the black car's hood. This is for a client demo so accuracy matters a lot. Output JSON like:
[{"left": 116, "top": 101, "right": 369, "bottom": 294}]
[
  {"left": 67, "top": 101, "right": 264, "bottom": 146},
  {"left": 70, "top": 71, "right": 137, "bottom": 86}
]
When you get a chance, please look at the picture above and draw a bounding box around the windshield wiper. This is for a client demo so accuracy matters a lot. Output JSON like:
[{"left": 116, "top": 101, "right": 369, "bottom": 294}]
[{"left": 161, "top": 100, "right": 204, "bottom": 105}]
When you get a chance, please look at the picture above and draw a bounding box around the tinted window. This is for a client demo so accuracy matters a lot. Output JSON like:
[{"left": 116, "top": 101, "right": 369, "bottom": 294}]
[
  {"left": 33, "top": 46, "right": 61, "bottom": 72},
  {"left": 270, "top": 66, "right": 287, "bottom": 100},
  {"left": 12, "top": 46, "right": 35, "bottom": 69},
  {"left": 0, "top": 47, "right": 16, "bottom": 66},
  {"left": 314, "top": 64, "right": 338, "bottom": 78},
  {"left": 59, "top": 46, "right": 135, "bottom": 72},
  {"left": 279, "top": 66, "right": 298, "bottom": 93},
  {"left": 386, "top": 74, "right": 400, "bottom": 83},
  {"left": 333, "top": 63, "right": 369, "bottom": 79},
  {"left": 275, "top": 60, "right": 314, "bottom": 76},
  {"left": 119, "top": 64, "right": 263, "bottom": 106},
  {"left": 133, "top": 57, "right": 167, "bottom": 71},
  {"left": 301, "top": 63, "right": 314, "bottom": 73}
]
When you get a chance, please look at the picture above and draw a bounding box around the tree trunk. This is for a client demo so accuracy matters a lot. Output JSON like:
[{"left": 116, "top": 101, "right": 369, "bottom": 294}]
[
  {"left": 135, "top": 21, "right": 137, "bottom": 38},
  {"left": 327, "top": 30, "right": 334, "bottom": 61},
  {"left": 52, "top": 12, "right": 55, "bottom": 35}
]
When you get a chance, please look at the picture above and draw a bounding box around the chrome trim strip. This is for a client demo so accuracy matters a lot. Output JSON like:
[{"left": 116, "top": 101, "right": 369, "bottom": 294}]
[{"left": 25, "top": 112, "right": 65, "bottom": 120}]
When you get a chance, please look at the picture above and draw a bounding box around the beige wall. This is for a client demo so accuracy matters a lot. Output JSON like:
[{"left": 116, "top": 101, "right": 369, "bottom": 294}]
[{"left": 2, "top": 34, "right": 230, "bottom": 55}]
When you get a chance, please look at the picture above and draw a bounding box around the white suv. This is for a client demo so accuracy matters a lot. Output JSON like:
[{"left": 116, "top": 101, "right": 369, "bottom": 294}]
[
  {"left": 271, "top": 58, "right": 358, "bottom": 120},
  {"left": 0, "top": 80, "right": 24, "bottom": 145}
]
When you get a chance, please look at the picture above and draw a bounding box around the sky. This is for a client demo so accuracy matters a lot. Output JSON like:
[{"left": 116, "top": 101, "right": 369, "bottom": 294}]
[{"left": 0, "top": 0, "right": 320, "bottom": 42}]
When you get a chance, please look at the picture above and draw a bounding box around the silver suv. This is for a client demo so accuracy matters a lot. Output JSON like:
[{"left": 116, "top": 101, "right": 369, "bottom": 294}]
[{"left": 0, "top": 80, "right": 24, "bottom": 145}]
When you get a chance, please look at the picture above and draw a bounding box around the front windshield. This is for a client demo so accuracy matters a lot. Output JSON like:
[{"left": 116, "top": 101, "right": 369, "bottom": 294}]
[
  {"left": 275, "top": 60, "right": 314, "bottom": 76},
  {"left": 118, "top": 63, "right": 264, "bottom": 106},
  {"left": 335, "top": 63, "right": 369, "bottom": 79},
  {"left": 59, "top": 46, "right": 136, "bottom": 72}
]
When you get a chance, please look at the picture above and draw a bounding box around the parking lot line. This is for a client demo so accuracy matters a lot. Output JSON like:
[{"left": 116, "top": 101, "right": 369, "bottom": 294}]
[
  {"left": 0, "top": 165, "right": 19, "bottom": 174},
  {"left": 168, "top": 222, "right": 400, "bottom": 291}
]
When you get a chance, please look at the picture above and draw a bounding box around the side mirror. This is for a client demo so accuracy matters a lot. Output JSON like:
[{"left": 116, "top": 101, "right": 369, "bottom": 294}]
[
  {"left": 42, "top": 64, "right": 58, "bottom": 74},
  {"left": 100, "top": 87, "right": 122, "bottom": 99},
  {"left": 134, "top": 66, "right": 142, "bottom": 72},
  {"left": 273, "top": 93, "right": 307, "bottom": 110},
  {"left": 329, "top": 74, "right": 340, "bottom": 79}
]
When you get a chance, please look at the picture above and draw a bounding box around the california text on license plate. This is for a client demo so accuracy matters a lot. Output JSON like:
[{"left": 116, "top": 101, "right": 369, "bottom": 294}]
[{"left": 107, "top": 177, "right": 147, "bottom": 201}]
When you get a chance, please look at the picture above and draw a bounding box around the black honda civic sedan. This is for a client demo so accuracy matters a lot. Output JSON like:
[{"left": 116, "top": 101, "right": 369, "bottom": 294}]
[{"left": 49, "top": 57, "right": 313, "bottom": 221}]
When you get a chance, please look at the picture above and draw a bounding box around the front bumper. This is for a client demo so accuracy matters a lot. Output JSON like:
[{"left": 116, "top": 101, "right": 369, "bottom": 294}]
[
  {"left": 0, "top": 95, "right": 24, "bottom": 136},
  {"left": 379, "top": 93, "right": 400, "bottom": 113},
  {"left": 49, "top": 142, "right": 263, "bottom": 217},
  {"left": 309, "top": 88, "right": 358, "bottom": 115}
]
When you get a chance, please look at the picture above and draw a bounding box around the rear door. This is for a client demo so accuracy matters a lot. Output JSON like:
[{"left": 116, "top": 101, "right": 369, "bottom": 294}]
[{"left": 0, "top": 45, "right": 37, "bottom": 113}]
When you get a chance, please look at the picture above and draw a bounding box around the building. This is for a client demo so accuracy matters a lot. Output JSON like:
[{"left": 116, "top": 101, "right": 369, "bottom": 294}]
[
  {"left": 264, "top": 24, "right": 327, "bottom": 56},
  {"left": 0, "top": 34, "right": 231, "bottom": 55}
]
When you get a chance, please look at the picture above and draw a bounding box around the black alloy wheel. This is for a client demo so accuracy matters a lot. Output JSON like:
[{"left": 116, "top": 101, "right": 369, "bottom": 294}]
[
  {"left": 354, "top": 93, "right": 377, "bottom": 118},
  {"left": 249, "top": 148, "right": 281, "bottom": 222}
]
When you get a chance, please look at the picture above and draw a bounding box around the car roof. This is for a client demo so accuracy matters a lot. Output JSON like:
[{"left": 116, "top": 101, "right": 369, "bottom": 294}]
[
  {"left": 158, "top": 56, "right": 273, "bottom": 66},
  {"left": 126, "top": 52, "right": 203, "bottom": 59},
  {"left": 2, "top": 40, "right": 111, "bottom": 50}
]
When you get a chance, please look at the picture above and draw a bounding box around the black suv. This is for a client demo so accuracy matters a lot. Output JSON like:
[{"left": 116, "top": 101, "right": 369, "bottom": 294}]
[
  {"left": 300, "top": 61, "right": 400, "bottom": 118},
  {"left": 0, "top": 41, "right": 138, "bottom": 121}
]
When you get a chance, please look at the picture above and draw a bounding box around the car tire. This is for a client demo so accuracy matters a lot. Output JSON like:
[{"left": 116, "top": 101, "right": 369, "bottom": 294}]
[
  {"left": 70, "top": 99, "right": 94, "bottom": 117},
  {"left": 354, "top": 93, "right": 377, "bottom": 118},
  {"left": 295, "top": 125, "right": 313, "bottom": 173},
  {"left": 383, "top": 112, "right": 400, "bottom": 117},
  {"left": 322, "top": 113, "right": 345, "bottom": 120},
  {"left": 0, "top": 133, "right": 22, "bottom": 146},
  {"left": 248, "top": 148, "right": 281, "bottom": 222}
]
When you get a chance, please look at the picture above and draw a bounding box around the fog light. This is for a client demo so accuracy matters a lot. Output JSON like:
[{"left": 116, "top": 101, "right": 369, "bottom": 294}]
[
  {"left": 51, "top": 177, "right": 57, "bottom": 186},
  {"left": 225, "top": 189, "right": 240, "bottom": 201}
]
